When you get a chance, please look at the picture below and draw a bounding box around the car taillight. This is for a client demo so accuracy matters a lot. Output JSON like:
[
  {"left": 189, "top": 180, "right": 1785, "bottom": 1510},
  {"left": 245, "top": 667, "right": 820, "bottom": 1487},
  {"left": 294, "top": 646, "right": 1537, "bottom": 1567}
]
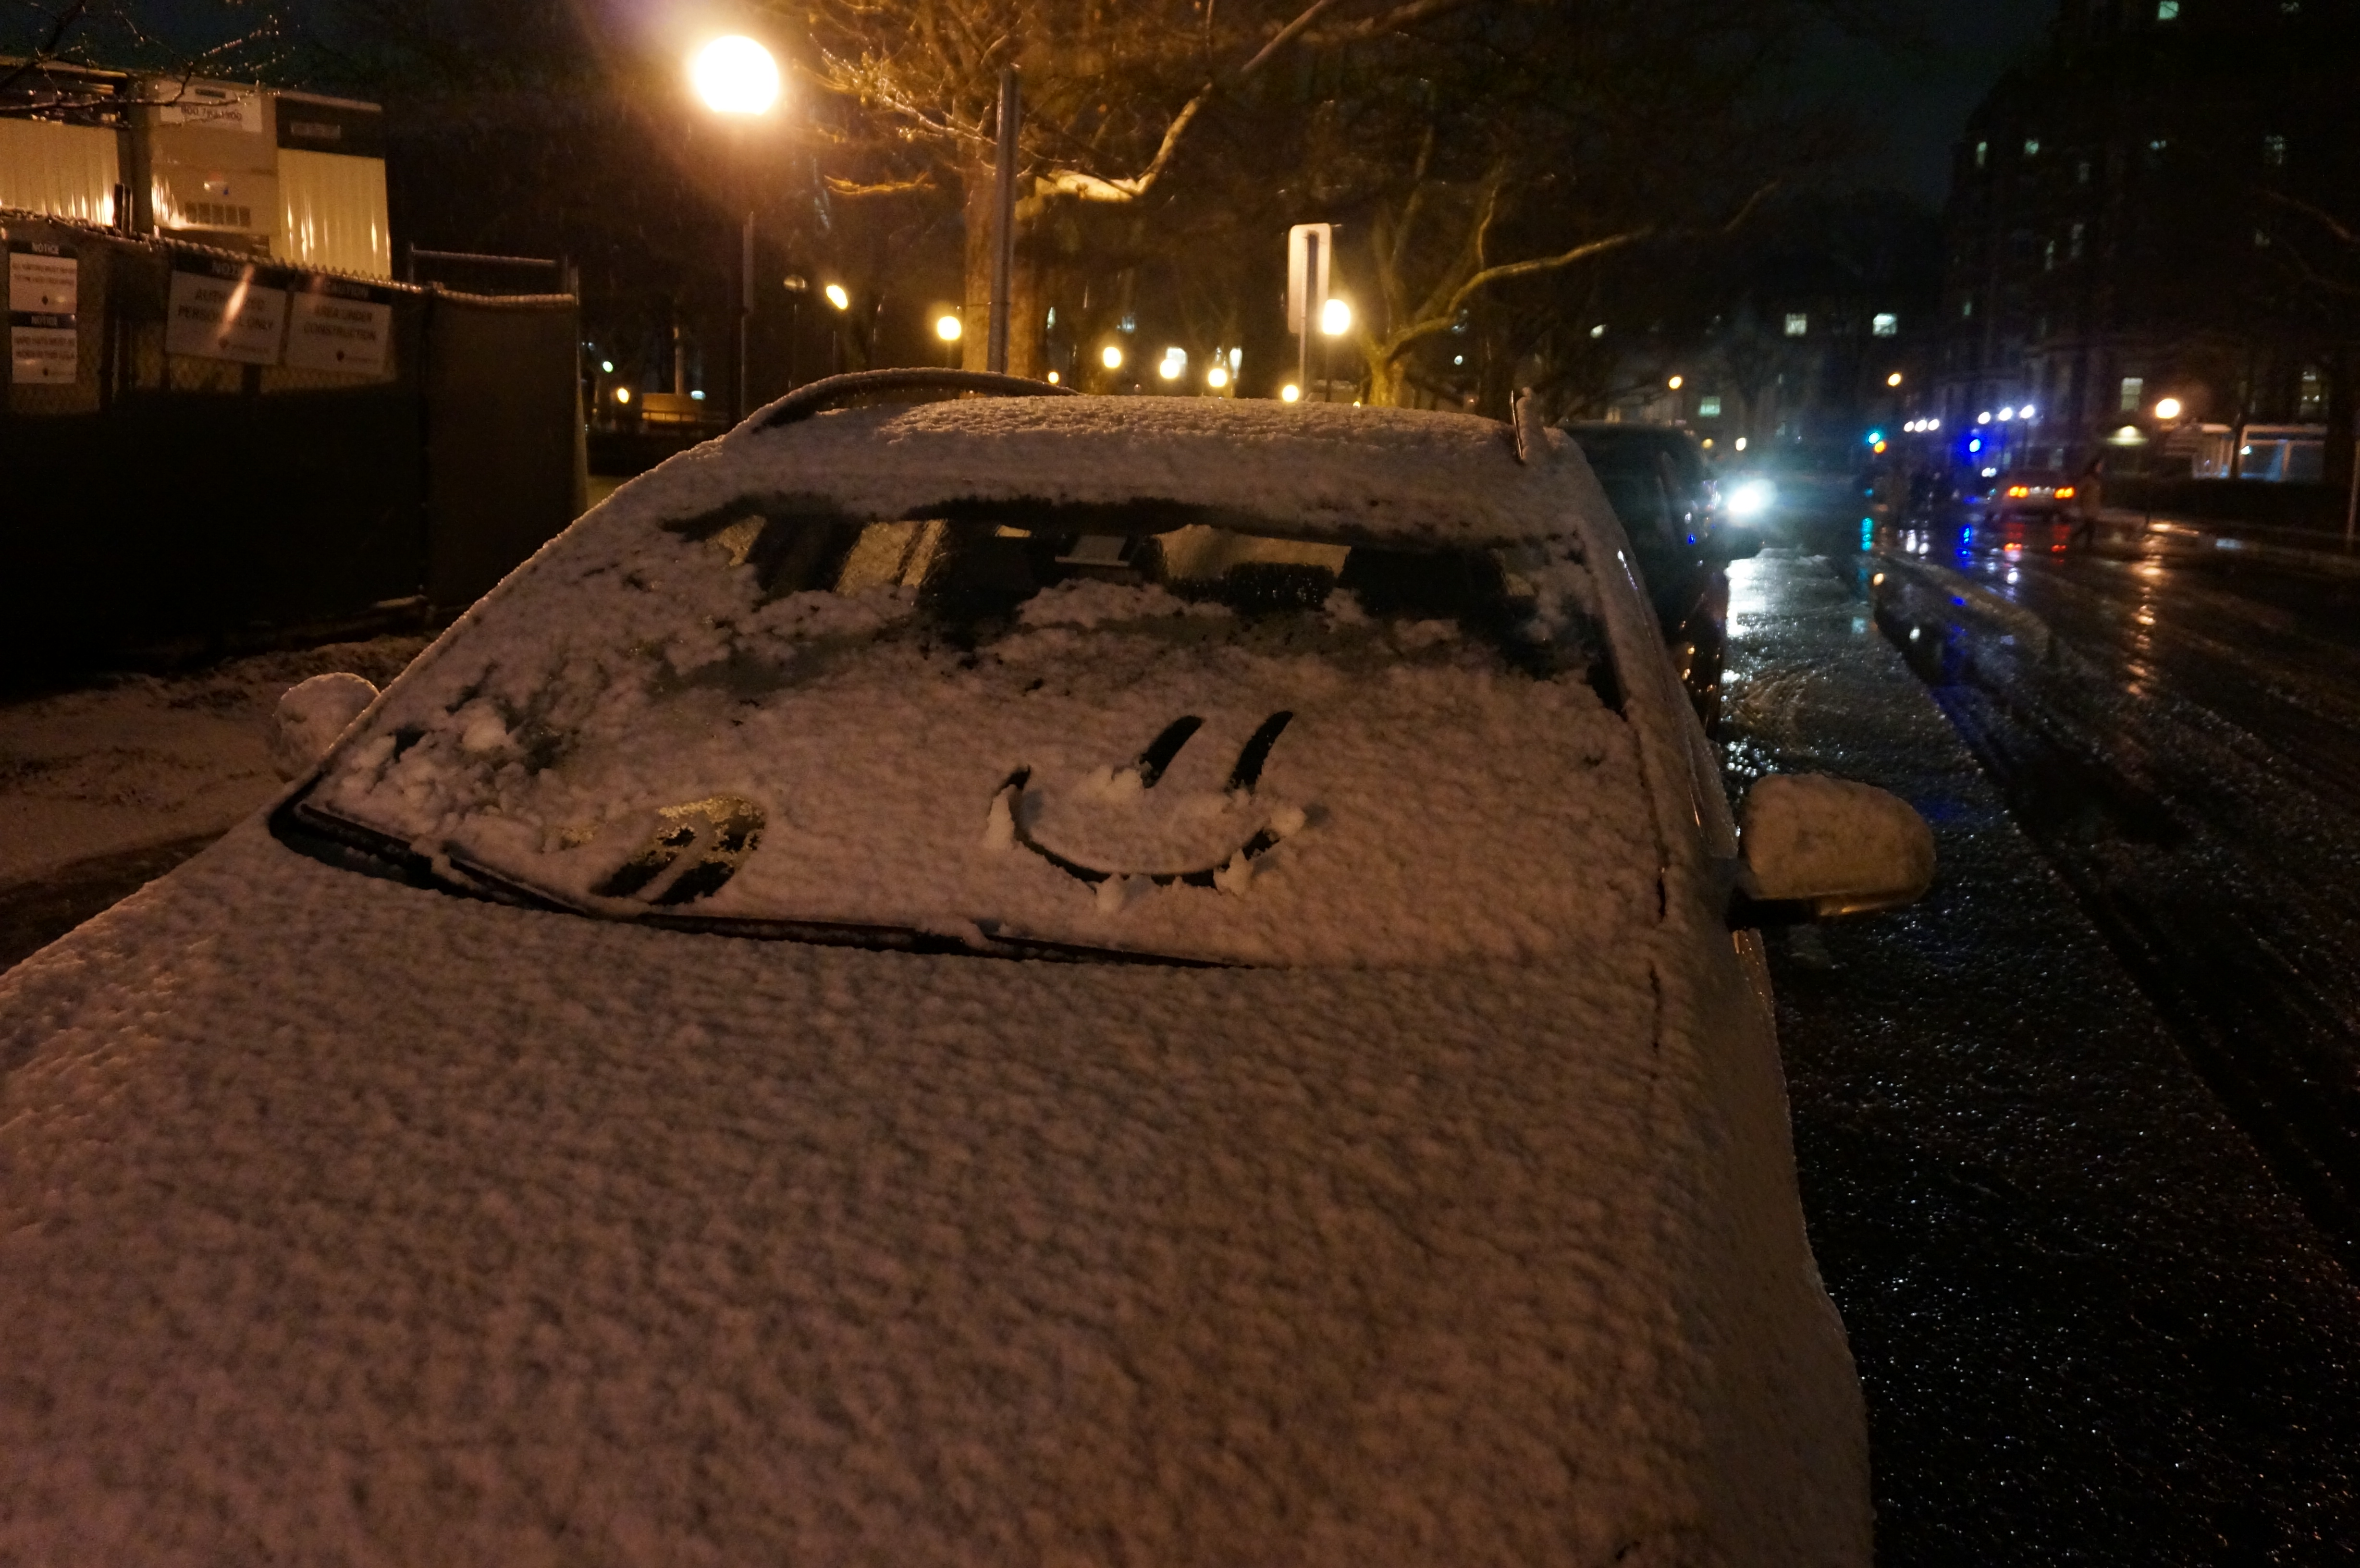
[
  {"left": 2007, "top": 486, "right": 2030, "bottom": 497},
  {"left": 2056, "top": 486, "right": 2076, "bottom": 499}
]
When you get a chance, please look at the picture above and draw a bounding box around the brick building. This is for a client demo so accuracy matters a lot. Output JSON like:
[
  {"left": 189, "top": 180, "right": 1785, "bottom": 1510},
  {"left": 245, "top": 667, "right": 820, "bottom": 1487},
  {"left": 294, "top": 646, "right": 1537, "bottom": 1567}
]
[{"left": 1934, "top": 0, "right": 2360, "bottom": 483}]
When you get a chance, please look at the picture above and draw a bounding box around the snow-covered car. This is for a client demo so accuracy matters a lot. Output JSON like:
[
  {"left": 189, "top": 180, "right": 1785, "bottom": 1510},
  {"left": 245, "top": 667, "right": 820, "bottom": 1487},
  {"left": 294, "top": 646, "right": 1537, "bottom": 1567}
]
[{"left": 0, "top": 373, "right": 1931, "bottom": 1565}]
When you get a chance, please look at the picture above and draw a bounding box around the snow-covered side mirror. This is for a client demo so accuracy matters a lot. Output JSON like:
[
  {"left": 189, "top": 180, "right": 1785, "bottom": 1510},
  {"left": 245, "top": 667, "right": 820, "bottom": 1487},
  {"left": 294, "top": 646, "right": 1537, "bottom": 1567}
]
[
  {"left": 271, "top": 672, "right": 381, "bottom": 781},
  {"left": 1735, "top": 773, "right": 1935, "bottom": 922}
]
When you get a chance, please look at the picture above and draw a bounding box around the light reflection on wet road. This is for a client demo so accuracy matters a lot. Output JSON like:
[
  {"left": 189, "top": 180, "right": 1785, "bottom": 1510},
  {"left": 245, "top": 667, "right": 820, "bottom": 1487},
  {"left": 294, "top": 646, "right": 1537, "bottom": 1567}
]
[
  {"left": 1721, "top": 523, "right": 2360, "bottom": 1565},
  {"left": 1871, "top": 514, "right": 2360, "bottom": 1262}
]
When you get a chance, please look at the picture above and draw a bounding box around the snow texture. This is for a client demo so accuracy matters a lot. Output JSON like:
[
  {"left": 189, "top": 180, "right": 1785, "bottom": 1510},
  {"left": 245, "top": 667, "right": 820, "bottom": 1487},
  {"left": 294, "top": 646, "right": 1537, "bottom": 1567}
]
[
  {"left": 270, "top": 673, "right": 382, "bottom": 781},
  {"left": 0, "top": 398, "right": 1868, "bottom": 1564},
  {"left": 1740, "top": 772, "right": 1937, "bottom": 904},
  {"left": 0, "top": 637, "right": 425, "bottom": 887}
]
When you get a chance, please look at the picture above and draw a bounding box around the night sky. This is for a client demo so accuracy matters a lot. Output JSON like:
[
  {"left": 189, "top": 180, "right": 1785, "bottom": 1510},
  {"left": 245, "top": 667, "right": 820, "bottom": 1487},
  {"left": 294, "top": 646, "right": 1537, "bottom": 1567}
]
[{"left": 1808, "top": 0, "right": 2060, "bottom": 204}]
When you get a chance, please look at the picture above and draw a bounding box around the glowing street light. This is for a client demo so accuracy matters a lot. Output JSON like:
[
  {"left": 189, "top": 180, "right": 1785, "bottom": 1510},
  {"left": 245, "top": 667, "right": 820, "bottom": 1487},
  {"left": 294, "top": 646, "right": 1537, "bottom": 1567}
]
[
  {"left": 2154, "top": 396, "right": 2184, "bottom": 420},
  {"left": 1158, "top": 347, "right": 1188, "bottom": 382},
  {"left": 1101, "top": 344, "right": 1125, "bottom": 371},
  {"left": 824, "top": 283, "right": 850, "bottom": 312},
  {"left": 690, "top": 36, "right": 781, "bottom": 116},
  {"left": 1668, "top": 374, "right": 1684, "bottom": 391},
  {"left": 1281, "top": 383, "right": 1303, "bottom": 403},
  {"left": 1206, "top": 365, "right": 1230, "bottom": 391},
  {"left": 1886, "top": 371, "right": 1904, "bottom": 387},
  {"left": 934, "top": 313, "right": 963, "bottom": 343},
  {"left": 1319, "top": 298, "right": 1352, "bottom": 336}
]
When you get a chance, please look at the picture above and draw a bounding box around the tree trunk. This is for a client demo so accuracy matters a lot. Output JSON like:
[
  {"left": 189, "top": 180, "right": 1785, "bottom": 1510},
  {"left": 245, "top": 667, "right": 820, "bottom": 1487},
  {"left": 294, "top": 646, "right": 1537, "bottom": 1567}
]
[{"left": 960, "top": 164, "right": 1044, "bottom": 379}]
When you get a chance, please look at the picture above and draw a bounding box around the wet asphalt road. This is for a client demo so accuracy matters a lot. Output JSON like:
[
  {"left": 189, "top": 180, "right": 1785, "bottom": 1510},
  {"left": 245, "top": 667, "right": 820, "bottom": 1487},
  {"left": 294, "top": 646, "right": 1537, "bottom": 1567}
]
[{"left": 1727, "top": 515, "right": 2360, "bottom": 1563}]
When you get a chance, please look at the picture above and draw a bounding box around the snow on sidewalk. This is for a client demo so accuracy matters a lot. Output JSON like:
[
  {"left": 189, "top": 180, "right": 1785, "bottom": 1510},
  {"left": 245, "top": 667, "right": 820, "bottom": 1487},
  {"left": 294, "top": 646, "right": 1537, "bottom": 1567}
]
[{"left": 0, "top": 637, "right": 426, "bottom": 890}]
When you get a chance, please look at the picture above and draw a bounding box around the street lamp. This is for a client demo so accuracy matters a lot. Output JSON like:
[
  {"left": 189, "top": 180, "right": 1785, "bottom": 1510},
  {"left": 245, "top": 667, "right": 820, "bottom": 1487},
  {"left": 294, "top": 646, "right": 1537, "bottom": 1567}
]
[
  {"left": 691, "top": 36, "right": 781, "bottom": 115},
  {"left": 1316, "top": 298, "right": 1351, "bottom": 400},
  {"left": 1101, "top": 344, "right": 1125, "bottom": 372},
  {"left": 824, "top": 282, "right": 850, "bottom": 311},
  {"left": 2154, "top": 396, "right": 2184, "bottom": 421},
  {"left": 1886, "top": 371, "right": 1904, "bottom": 387},
  {"left": 1206, "top": 365, "right": 1230, "bottom": 392},
  {"left": 690, "top": 35, "right": 781, "bottom": 425},
  {"left": 1281, "top": 383, "right": 1302, "bottom": 403},
  {"left": 1668, "top": 374, "right": 1684, "bottom": 391},
  {"left": 935, "top": 311, "right": 963, "bottom": 368}
]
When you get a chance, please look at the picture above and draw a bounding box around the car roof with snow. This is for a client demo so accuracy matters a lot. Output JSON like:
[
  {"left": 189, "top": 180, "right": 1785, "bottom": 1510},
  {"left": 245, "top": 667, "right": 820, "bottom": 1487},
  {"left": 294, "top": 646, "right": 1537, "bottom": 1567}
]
[{"left": 598, "top": 390, "right": 1586, "bottom": 548}]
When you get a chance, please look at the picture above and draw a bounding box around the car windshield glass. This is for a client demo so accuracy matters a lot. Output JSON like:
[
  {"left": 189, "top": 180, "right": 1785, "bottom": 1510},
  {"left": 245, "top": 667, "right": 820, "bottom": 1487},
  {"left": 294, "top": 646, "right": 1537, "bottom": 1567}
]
[{"left": 304, "top": 499, "right": 1655, "bottom": 968}]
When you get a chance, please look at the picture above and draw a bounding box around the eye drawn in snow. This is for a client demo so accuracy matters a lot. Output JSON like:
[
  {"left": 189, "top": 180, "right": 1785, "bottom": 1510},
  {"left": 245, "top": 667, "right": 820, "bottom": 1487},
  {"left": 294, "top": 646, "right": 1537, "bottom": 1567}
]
[
  {"left": 987, "top": 711, "right": 1304, "bottom": 896},
  {"left": 591, "top": 795, "right": 767, "bottom": 906}
]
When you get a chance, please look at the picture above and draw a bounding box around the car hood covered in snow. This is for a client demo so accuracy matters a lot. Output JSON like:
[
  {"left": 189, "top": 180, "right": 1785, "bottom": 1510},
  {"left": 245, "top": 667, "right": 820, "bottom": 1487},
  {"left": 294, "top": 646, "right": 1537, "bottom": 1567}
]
[{"left": 0, "top": 816, "right": 1866, "bottom": 1564}]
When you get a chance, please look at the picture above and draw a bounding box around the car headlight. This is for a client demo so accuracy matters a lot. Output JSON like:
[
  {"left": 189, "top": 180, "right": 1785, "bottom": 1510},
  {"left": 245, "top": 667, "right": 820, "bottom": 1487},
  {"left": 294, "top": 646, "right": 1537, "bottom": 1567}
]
[{"left": 1725, "top": 478, "right": 1776, "bottom": 520}]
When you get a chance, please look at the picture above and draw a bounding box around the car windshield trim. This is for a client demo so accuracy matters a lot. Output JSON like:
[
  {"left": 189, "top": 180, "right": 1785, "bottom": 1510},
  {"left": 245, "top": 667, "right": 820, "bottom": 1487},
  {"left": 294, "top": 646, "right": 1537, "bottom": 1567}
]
[{"left": 270, "top": 786, "right": 1233, "bottom": 969}]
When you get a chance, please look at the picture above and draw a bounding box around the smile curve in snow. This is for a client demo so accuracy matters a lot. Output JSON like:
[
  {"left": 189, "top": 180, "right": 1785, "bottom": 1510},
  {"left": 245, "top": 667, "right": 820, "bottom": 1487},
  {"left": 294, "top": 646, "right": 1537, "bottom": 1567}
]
[{"left": 994, "top": 711, "right": 1296, "bottom": 888}]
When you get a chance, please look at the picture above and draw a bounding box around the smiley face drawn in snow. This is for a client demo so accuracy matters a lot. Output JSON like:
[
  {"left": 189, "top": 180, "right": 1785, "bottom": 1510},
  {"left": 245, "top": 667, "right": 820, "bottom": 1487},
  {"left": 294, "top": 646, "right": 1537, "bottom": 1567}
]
[{"left": 988, "top": 711, "right": 1304, "bottom": 891}]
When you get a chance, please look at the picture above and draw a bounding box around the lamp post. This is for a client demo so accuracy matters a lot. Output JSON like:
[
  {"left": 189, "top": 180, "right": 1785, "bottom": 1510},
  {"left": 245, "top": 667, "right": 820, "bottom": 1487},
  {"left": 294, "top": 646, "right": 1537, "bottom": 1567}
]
[
  {"left": 824, "top": 282, "right": 851, "bottom": 375},
  {"left": 936, "top": 311, "right": 964, "bottom": 368},
  {"left": 690, "top": 35, "right": 781, "bottom": 424}
]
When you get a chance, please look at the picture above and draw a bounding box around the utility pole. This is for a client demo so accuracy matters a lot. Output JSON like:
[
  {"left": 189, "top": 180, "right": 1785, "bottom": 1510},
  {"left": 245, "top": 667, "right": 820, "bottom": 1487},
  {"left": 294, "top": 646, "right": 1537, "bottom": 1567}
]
[{"left": 987, "top": 67, "right": 1021, "bottom": 375}]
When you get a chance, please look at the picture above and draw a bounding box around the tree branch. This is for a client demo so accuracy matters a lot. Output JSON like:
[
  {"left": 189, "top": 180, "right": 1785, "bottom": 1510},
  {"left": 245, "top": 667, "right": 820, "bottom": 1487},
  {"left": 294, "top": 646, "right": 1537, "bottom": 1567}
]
[{"left": 1381, "top": 227, "right": 1655, "bottom": 363}]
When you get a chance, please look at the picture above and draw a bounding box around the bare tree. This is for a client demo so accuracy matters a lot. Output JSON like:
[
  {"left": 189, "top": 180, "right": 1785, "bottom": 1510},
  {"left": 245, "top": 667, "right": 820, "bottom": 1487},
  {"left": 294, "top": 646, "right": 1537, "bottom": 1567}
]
[
  {"left": 2, "top": 0, "right": 292, "bottom": 114},
  {"left": 778, "top": 0, "right": 1489, "bottom": 376}
]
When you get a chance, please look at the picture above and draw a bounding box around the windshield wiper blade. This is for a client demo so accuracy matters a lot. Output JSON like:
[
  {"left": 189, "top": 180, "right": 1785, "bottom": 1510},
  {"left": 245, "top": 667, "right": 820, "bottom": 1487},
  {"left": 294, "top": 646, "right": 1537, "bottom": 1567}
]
[{"left": 274, "top": 784, "right": 1228, "bottom": 967}]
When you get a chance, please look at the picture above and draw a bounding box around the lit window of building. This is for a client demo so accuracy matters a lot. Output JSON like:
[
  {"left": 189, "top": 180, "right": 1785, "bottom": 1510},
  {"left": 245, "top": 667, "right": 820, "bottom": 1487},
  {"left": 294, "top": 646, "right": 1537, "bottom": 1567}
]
[
  {"left": 2119, "top": 376, "right": 2144, "bottom": 412},
  {"left": 1784, "top": 312, "right": 1808, "bottom": 337},
  {"left": 1873, "top": 312, "right": 1898, "bottom": 337},
  {"left": 1699, "top": 396, "right": 1722, "bottom": 418},
  {"left": 2156, "top": 1, "right": 2179, "bottom": 19},
  {"left": 2263, "top": 134, "right": 2287, "bottom": 166}
]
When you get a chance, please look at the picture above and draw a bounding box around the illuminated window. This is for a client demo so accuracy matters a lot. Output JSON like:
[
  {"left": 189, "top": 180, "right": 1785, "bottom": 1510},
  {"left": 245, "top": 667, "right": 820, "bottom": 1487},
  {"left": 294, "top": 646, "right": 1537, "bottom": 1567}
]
[
  {"left": 2070, "top": 221, "right": 2085, "bottom": 258},
  {"left": 1873, "top": 312, "right": 1898, "bottom": 337},
  {"left": 1784, "top": 313, "right": 1808, "bottom": 337},
  {"left": 2044, "top": 239, "right": 2058, "bottom": 271},
  {"left": 2263, "top": 135, "right": 2287, "bottom": 166},
  {"left": 1975, "top": 141, "right": 1989, "bottom": 170},
  {"left": 2023, "top": 136, "right": 2041, "bottom": 157},
  {"left": 2156, "top": 0, "right": 2179, "bottom": 18},
  {"left": 2119, "top": 375, "right": 2144, "bottom": 412},
  {"left": 2300, "top": 368, "right": 2324, "bottom": 417},
  {"left": 1961, "top": 298, "right": 1974, "bottom": 319},
  {"left": 1699, "top": 396, "right": 1722, "bottom": 418}
]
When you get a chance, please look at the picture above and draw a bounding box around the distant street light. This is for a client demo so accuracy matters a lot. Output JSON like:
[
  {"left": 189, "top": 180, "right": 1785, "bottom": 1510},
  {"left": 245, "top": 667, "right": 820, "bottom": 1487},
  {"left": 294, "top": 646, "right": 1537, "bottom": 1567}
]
[
  {"left": 935, "top": 313, "right": 963, "bottom": 341},
  {"left": 690, "top": 36, "right": 782, "bottom": 116},
  {"left": 1281, "top": 383, "right": 1303, "bottom": 403},
  {"left": 1886, "top": 371, "right": 1904, "bottom": 387},
  {"left": 1206, "top": 365, "right": 1230, "bottom": 391},
  {"left": 1320, "top": 298, "right": 1352, "bottom": 337},
  {"left": 615, "top": 386, "right": 632, "bottom": 405},
  {"left": 1101, "top": 344, "right": 1125, "bottom": 371},
  {"left": 825, "top": 283, "right": 850, "bottom": 311},
  {"left": 2154, "top": 396, "right": 2184, "bottom": 420},
  {"left": 1668, "top": 374, "right": 1684, "bottom": 391}
]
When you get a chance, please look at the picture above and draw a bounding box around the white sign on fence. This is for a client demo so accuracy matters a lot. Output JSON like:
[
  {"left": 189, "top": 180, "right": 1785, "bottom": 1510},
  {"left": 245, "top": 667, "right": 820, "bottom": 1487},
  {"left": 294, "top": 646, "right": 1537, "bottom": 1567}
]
[
  {"left": 167, "top": 264, "right": 287, "bottom": 364},
  {"left": 8, "top": 244, "right": 78, "bottom": 385},
  {"left": 9, "top": 249, "right": 76, "bottom": 314},
  {"left": 285, "top": 281, "right": 393, "bottom": 376}
]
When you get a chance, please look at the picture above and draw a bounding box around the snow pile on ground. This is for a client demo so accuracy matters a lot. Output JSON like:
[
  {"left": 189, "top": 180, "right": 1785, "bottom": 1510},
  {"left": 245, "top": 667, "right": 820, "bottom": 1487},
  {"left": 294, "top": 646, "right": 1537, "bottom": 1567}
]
[{"left": 0, "top": 637, "right": 425, "bottom": 887}]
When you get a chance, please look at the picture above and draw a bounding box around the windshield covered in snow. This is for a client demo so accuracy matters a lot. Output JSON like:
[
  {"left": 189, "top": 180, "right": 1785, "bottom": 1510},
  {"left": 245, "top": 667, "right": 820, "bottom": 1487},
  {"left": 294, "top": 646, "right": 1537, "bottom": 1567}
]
[{"left": 303, "top": 496, "right": 1657, "bottom": 967}]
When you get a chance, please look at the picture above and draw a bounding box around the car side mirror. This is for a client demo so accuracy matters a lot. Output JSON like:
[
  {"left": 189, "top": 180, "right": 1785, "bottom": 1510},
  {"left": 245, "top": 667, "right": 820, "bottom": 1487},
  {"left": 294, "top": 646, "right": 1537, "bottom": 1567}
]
[
  {"left": 271, "top": 672, "right": 381, "bottom": 780},
  {"left": 1731, "top": 773, "right": 1935, "bottom": 924}
]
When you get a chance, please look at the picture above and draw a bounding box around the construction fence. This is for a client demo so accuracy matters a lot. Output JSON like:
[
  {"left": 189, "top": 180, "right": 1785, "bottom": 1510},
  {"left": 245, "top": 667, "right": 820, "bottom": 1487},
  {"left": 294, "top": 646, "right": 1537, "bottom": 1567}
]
[{"left": 2, "top": 211, "right": 584, "bottom": 668}]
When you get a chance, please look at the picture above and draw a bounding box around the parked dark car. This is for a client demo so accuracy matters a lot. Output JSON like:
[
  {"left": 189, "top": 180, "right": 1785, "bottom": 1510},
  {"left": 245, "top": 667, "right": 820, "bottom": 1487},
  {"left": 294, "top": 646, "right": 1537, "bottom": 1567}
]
[{"left": 1561, "top": 422, "right": 1760, "bottom": 732}]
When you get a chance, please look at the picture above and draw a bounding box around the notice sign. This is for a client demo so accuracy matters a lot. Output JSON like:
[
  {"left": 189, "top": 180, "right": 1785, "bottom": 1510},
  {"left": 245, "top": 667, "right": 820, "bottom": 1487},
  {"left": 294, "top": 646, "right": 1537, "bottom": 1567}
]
[
  {"left": 167, "top": 262, "right": 287, "bottom": 364},
  {"left": 285, "top": 278, "right": 392, "bottom": 376},
  {"left": 157, "top": 86, "right": 264, "bottom": 134},
  {"left": 8, "top": 243, "right": 78, "bottom": 385}
]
